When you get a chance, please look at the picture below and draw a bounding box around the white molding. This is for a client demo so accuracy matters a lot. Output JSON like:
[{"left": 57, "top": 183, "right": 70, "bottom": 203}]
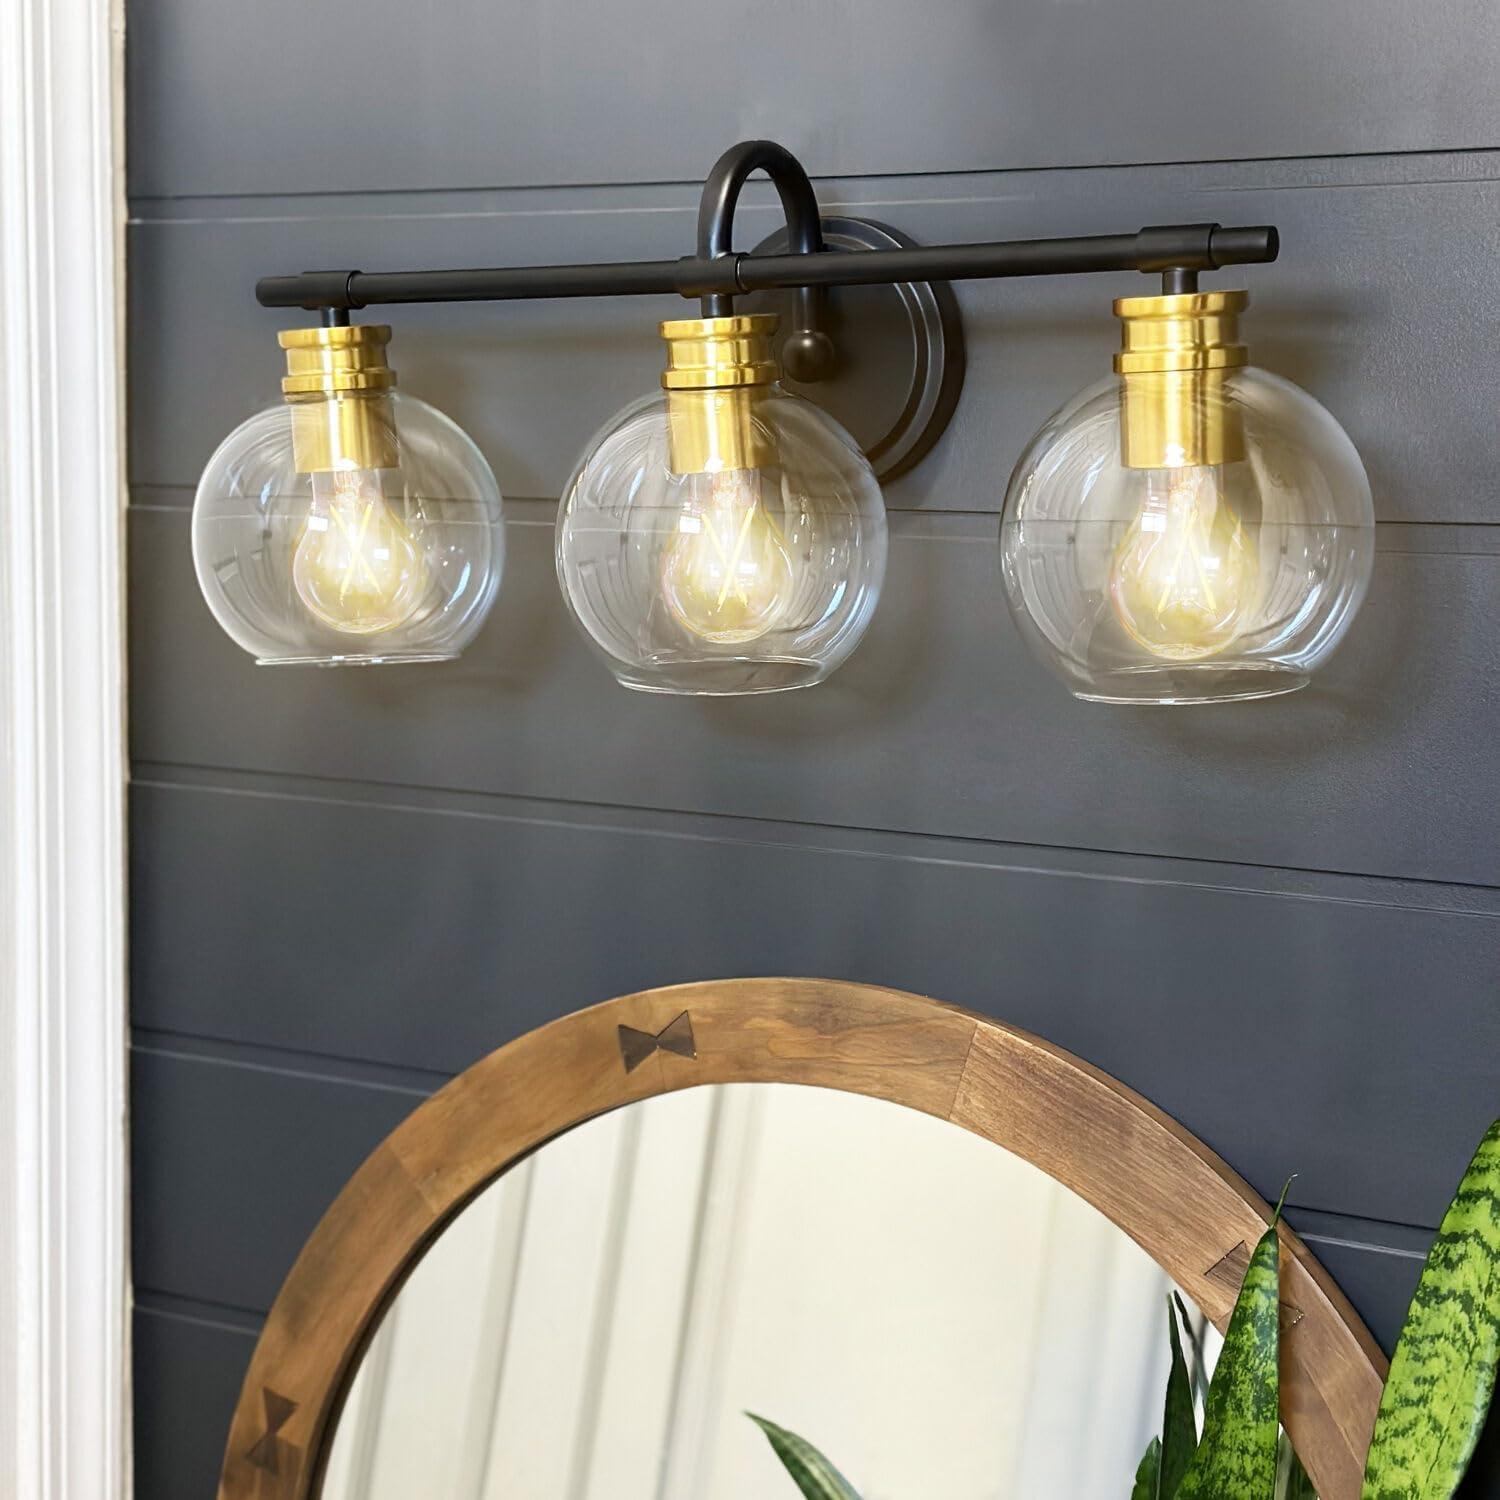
[{"left": 0, "top": 0, "right": 130, "bottom": 1493}]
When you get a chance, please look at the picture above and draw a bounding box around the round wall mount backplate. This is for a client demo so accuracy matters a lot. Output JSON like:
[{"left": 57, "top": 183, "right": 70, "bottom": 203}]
[{"left": 744, "top": 216, "right": 965, "bottom": 481}]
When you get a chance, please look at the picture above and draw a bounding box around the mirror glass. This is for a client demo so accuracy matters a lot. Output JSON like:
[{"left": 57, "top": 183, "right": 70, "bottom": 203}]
[{"left": 321, "top": 1083, "right": 1218, "bottom": 1499}]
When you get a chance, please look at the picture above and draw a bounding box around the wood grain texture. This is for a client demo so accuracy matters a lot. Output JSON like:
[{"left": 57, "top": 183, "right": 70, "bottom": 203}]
[
  {"left": 950, "top": 1026, "right": 1383, "bottom": 1491},
  {"left": 216, "top": 980, "right": 1385, "bottom": 1500}
]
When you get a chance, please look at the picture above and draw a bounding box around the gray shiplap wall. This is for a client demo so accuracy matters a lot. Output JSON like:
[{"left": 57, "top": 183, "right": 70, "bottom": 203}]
[{"left": 127, "top": 7, "right": 1500, "bottom": 1496}]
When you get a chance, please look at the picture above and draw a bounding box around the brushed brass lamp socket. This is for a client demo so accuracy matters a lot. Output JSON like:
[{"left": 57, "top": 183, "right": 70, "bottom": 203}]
[
  {"left": 1112, "top": 291, "right": 1249, "bottom": 469},
  {"left": 660, "top": 314, "right": 780, "bottom": 476},
  {"left": 279, "top": 324, "right": 399, "bottom": 474}
]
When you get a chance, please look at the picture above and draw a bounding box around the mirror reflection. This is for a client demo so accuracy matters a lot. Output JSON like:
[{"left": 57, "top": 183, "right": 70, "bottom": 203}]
[{"left": 322, "top": 1084, "right": 1216, "bottom": 1498}]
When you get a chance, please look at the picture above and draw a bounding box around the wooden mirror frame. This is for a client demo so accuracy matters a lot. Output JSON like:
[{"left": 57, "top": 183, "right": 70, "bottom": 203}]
[{"left": 218, "top": 979, "right": 1387, "bottom": 1500}]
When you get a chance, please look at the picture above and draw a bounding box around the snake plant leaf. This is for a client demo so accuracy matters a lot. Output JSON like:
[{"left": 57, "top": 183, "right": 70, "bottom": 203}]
[
  {"left": 1133, "top": 1437, "right": 1163, "bottom": 1500},
  {"left": 1160, "top": 1294, "right": 1199, "bottom": 1498},
  {"left": 1174, "top": 1187, "right": 1289, "bottom": 1500},
  {"left": 1362, "top": 1117, "right": 1500, "bottom": 1500},
  {"left": 747, "top": 1414, "right": 864, "bottom": 1500}
]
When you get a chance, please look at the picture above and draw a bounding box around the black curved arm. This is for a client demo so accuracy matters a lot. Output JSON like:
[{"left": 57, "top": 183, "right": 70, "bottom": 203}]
[{"left": 696, "top": 140, "right": 836, "bottom": 380}]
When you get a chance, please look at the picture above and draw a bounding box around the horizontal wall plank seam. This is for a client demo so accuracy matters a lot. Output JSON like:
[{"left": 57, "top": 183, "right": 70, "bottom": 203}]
[
  {"left": 119, "top": 490, "right": 1500, "bottom": 549},
  {"left": 135, "top": 1305, "right": 262, "bottom": 1341},
  {"left": 132, "top": 1027, "right": 454, "bottom": 1094},
  {"left": 136, "top": 1290, "right": 266, "bottom": 1334},
  {"left": 123, "top": 489, "right": 1500, "bottom": 530},
  {"left": 120, "top": 144, "right": 1500, "bottom": 217},
  {"left": 1296, "top": 1233, "right": 1426, "bottom": 1264},
  {"left": 125, "top": 487, "right": 1500, "bottom": 526},
  {"left": 131, "top": 1038, "right": 439, "bottom": 1100},
  {"left": 129, "top": 770, "right": 1500, "bottom": 913}
]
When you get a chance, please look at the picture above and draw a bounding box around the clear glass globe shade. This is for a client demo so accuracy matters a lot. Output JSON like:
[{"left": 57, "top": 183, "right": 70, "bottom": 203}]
[
  {"left": 1000, "top": 367, "right": 1374, "bottom": 704},
  {"left": 192, "top": 391, "right": 504, "bottom": 665},
  {"left": 556, "top": 389, "right": 887, "bottom": 695}
]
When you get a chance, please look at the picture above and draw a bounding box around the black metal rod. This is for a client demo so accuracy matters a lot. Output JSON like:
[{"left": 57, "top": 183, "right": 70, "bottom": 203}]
[
  {"left": 255, "top": 223, "right": 1278, "bottom": 312},
  {"left": 258, "top": 260, "right": 691, "bottom": 308}
]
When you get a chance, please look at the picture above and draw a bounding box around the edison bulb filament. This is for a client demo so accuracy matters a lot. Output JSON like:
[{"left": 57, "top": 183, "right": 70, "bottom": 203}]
[
  {"left": 1109, "top": 466, "right": 1255, "bottom": 661},
  {"left": 660, "top": 468, "right": 795, "bottom": 644},
  {"left": 293, "top": 466, "right": 429, "bottom": 635}
]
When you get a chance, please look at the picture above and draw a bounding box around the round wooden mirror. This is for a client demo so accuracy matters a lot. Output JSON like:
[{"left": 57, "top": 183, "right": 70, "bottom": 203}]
[{"left": 217, "top": 980, "right": 1386, "bottom": 1500}]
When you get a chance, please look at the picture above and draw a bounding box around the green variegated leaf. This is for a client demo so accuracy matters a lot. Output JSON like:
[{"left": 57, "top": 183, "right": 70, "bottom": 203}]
[
  {"left": 1161, "top": 1294, "right": 1199, "bottom": 1498},
  {"left": 748, "top": 1414, "right": 864, "bottom": 1500},
  {"left": 1362, "top": 1117, "right": 1500, "bottom": 1500},
  {"left": 1134, "top": 1437, "right": 1163, "bottom": 1500},
  {"left": 1276, "top": 1432, "right": 1318, "bottom": 1499},
  {"left": 1174, "top": 1192, "right": 1286, "bottom": 1500}
]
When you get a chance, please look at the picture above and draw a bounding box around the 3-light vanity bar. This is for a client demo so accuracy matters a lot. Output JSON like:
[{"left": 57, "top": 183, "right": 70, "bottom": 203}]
[
  {"left": 256, "top": 225, "right": 1280, "bottom": 312},
  {"left": 192, "top": 140, "right": 1374, "bottom": 705}
]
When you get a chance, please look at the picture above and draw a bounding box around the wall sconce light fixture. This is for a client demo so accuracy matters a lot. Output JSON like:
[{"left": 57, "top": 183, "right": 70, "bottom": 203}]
[
  {"left": 555, "top": 145, "right": 887, "bottom": 695},
  {"left": 999, "top": 286, "right": 1373, "bottom": 703},
  {"left": 191, "top": 138, "right": 1373, "bottom": 702},
  {"left": 193, "top": 324, "right": 503, "bottom": 665}
]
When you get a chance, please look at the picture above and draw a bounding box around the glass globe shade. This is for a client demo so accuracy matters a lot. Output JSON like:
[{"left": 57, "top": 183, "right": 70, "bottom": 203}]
[
  {"left": 556, "top": 389, "right": 886, "bottom": 695},
  {"left": 1000, "top": 367, "right": 1374, "bottom": 704},
  {"left": 192, "top": 391, "right": 504, "bottom": 665}
]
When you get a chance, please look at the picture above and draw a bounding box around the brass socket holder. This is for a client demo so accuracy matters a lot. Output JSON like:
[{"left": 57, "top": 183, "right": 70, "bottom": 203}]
[
  {"left": 1113, "top": 290, "right": 1248, "bottom": 469},
  {"left": 279, "top": 324, "right": 399, "bottom": 474},
  {"left": 660, "top": 314, "right": 779, "bottom": 476}
]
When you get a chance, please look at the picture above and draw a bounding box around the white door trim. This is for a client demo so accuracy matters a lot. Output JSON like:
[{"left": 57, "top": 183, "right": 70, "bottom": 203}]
[{"left": 0, "top": 0, "right": 130, "bottom": 1492}]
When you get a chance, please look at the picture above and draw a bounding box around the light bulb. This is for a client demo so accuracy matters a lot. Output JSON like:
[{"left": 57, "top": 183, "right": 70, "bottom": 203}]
[
  {"left": 1109, "top": 465, "right": 1255, "bottom": 660},
  {"left": 293, "top": 465, "right": 429, "bottom": 635},
  {"left": 660, "top": 467, "right": 795, "bottom": 644}
]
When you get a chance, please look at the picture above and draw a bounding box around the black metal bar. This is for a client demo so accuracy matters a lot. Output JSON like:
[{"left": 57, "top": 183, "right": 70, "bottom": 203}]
[
  {"left": 271, "top": 269, "right": 361, "bottom": 310},
  {"left": 1209, "top": 224, "right": 1281, "bottom": 265},
  {"left": 694, "top": 140, "right": 833, "bottom": 379},
  {"left": 254, "top": 224, "right": 1279, "bottom": 312},
  {"left": 256, "top": 258, "right": 695, "bottom": 310}
]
